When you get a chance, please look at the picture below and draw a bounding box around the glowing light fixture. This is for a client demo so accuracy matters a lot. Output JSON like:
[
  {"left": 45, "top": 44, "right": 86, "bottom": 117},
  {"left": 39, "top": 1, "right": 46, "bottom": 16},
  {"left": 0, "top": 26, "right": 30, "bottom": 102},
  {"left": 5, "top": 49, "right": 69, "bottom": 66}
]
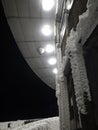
[
  {"left": 41, "top": 25, "right": 52, "bottom": 36},
  {"left": 42, "top": 0, "right": 54, "bottom": 11},
  {"left": 53, "top": 68, "right": 58, "bottom": 74},
  {"left": 45, "top": 44, "right": 54, "bottom": 53},
  {"left": 48, "top": 57, "right": 57, "bottom": 65}
]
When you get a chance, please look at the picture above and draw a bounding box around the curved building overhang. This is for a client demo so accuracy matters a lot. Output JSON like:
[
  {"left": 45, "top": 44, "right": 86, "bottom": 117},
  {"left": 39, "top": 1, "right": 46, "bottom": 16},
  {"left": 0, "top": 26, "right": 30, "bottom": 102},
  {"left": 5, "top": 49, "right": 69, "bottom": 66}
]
[{"left": 1, "top": 0, "right": 57, "bottom": 89}]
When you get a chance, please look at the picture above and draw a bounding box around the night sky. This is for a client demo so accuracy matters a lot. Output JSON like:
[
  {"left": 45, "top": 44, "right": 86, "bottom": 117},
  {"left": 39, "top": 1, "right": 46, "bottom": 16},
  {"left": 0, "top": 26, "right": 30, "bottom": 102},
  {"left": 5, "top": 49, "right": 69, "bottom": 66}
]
[{"left": 0, "top": 1, "right": 58, "bottom": 122}]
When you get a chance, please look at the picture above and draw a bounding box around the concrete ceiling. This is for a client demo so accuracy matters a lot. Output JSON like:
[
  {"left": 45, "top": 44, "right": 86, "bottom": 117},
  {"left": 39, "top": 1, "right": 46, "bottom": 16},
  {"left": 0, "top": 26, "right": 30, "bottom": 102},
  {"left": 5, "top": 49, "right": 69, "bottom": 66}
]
[{"left": 2, "top": 0, "right": 56, "bottom": 89}]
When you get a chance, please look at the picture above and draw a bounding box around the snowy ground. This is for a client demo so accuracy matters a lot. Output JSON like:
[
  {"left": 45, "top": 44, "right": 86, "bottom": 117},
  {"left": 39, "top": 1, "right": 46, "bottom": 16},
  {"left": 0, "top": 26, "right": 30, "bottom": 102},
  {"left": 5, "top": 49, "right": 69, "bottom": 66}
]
[{"left": 0, "top": 117, "right": 59, "bottom": 130}]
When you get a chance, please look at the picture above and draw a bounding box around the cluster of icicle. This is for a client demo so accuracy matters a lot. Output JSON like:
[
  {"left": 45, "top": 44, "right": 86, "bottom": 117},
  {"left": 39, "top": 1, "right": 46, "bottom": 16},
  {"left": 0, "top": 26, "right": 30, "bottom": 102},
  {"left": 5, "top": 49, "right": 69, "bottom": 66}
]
[{"left": 64, "top": 0, "right": 98, "bottom": 114}]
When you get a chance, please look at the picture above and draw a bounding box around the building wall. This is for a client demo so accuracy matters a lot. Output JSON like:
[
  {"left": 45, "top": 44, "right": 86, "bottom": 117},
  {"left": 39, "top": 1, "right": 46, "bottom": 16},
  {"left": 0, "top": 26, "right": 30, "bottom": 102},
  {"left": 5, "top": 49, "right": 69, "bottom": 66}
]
[
  {"left": 55, "top": 0, "right": 98, "bottom": 130},
  {"left": 83, "top": 25, "right": 98, "bottom": 126}
]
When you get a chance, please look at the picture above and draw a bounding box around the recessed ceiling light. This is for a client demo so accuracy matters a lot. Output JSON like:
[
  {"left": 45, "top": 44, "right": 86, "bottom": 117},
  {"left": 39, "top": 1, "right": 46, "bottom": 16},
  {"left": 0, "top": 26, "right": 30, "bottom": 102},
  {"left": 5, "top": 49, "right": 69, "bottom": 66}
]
[
  {"left": 41, "top": 25, "right": 52, "bottom": 36},
  {"left": 48, "top": 57, "right": 57, "bottom": 65},
  {"left": 53, "top": 68, "right": 58, "bottom": 74},
  {"left": 42, "top": 0, "right": 54, "bottom": 11},
  {"left": 45, "top": 44, "right": 54, "bottom": 53}
]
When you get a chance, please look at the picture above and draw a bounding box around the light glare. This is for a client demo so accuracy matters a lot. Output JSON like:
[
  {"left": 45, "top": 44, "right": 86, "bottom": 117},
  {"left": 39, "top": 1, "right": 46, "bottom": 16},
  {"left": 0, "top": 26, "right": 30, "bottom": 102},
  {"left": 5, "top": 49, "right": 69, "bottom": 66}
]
[
  {"left": 48, "top": 57, "right": 57, "bottom": 65},
  {"left": 41, "top": 25, "right": 52, "bottom": 36},
  {"left": 45, "top": 44, "right": 54, "bottom": 53},
  {"left": 56, "top": 0, "right": 58, "bottom": 14},
  {"left": 66, "top": 0, "right": 74, "bottom": 10},
  {"left": 42, "top": 0, "right": 54, "bottom": 11},
  {"left": 53, "top": 68, "right": 58, "bottom": 74}
]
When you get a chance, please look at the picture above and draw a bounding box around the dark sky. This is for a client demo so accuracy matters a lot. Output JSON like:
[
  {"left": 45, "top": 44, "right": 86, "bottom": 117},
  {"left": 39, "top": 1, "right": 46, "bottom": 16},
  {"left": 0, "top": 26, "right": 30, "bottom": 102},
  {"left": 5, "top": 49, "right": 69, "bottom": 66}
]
[{"left": 0, "top": 1, "right": 58, "bottom": 122}]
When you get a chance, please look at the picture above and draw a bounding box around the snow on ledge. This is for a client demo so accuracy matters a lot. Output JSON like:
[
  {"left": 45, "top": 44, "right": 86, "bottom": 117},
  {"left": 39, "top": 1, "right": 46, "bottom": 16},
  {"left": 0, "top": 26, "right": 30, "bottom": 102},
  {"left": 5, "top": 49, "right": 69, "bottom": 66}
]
[
  {"left": 66, "top": 0, "right": 98, "bottom": 50},
  {"left": 0, "top": 117, "right": 59, "bottom": 130}
]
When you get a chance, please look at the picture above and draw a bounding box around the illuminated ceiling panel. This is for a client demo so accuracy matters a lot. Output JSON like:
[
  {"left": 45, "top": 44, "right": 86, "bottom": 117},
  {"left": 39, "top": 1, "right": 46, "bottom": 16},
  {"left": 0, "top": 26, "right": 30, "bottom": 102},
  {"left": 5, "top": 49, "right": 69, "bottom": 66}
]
[{"left": 2, "top": 0, "right": 56, "bottom": 89}]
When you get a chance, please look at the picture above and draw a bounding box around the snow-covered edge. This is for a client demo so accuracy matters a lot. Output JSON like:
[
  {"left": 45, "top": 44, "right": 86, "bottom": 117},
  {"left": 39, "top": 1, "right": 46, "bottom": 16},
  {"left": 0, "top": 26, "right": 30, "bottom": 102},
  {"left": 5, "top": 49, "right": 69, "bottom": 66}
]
[
  {"left": 66, "top": 0, "right": 98, "bottom": 50},
  {"left": 10, "top": 117, "right": 59, "bottom": 130}
]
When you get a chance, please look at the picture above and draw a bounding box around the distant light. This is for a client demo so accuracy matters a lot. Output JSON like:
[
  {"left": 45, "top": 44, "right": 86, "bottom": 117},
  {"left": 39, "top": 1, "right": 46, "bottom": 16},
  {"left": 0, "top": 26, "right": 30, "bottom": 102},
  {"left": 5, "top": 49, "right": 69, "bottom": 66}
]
[
  {"left": 42, "top": 0, "right": 54, "bottom": 11},
  {"left": 45, "top": 44, "right": 54, "bottom": 53},
  {"left": 41, "top": 25, "right": 52, "bottom": 36},
  {"left": 53, "top": 68, "right": 58, "bottom": 74},
  {"left": 66, "top": 0, "right": 74, "bottom": 10},
  {"left": 48, "top": 57, "right": 57, "bottom": 65}
]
